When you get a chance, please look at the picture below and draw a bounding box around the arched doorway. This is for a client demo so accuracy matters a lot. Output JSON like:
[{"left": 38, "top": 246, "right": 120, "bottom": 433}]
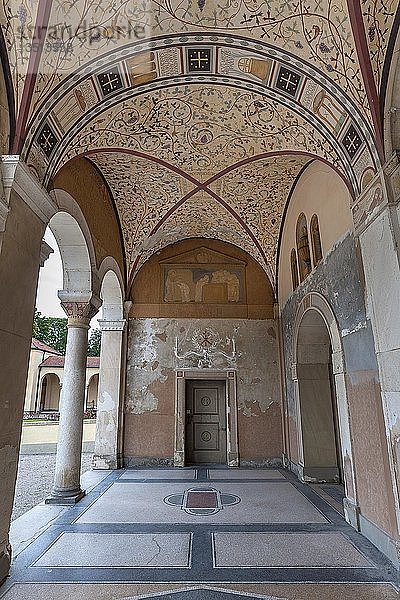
[
  {"left": 292, "top": 292, "right": 359, "bottom": 529},
  {"left": 39, "top": 373, "right": 61, "bottom": 412},
  {"left": 296, "top": 309, "right": 342, "bottom": 482}
]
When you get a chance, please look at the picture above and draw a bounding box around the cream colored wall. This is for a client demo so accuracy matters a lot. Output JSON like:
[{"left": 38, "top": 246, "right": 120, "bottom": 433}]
[
  {"left": 39, "top": 365, "right": 99, "bottom": 387},
  {"left": 24, "top": 350, "right": 44, "bottom": 411},
  {"left": 278, "top": 160, "right": 353, "bottom": 305}
]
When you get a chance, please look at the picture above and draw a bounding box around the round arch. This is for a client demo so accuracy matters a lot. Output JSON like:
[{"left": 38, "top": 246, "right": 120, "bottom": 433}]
[
  {"left": 48, "top": 188, "right": 98, "bottom": 295},
  {"left": 98, "top": 258, "right": 124, "bottom": 321},
  {"left": 39, "top": 373, "right": 61, "bottom": 412},
  {"left": 292, "top": 292, "right": 359, "bottom": 526}
]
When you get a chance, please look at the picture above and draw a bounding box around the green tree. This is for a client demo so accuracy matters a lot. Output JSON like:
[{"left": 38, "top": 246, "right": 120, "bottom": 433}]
[
  {"left": 87, "top": 328, "right": 102, "bottom": 356},
  {"left": 32, "top": 310, "right": 68, "bottom": 353}
]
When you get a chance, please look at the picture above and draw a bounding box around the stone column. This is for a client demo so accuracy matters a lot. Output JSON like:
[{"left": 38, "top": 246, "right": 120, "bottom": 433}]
[
  {"left": 351, "top": 152, "right": 400, "bottom": 566},
  {"left": 46, "top": 294, "right": 101, "bottom": 504},
  {"left": 0, "top": 157, "right": 57, "bottom": 584},
  {"left": 92, "top": 318, "right": 127, "bottom": 469}
]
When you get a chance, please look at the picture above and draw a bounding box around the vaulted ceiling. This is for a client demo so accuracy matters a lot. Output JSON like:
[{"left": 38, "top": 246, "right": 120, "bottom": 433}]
[{"left": 1, "top": 0, "right": 399, "bottom": 285}]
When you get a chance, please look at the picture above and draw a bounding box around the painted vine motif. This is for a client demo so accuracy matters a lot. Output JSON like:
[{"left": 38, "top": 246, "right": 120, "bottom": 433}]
[{"left": 59, "top": 85, "right": 342, "bottom": 179}]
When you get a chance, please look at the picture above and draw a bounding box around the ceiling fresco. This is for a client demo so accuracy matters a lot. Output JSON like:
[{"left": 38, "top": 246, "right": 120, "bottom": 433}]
[
  {"left": 1, "top": 1, "right": 399, "bottom": 287},
  {"left": 88, "top": 150, "right": 309, "bottom": 283}
]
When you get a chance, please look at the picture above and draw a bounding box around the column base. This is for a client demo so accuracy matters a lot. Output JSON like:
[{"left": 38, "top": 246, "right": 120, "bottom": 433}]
[
  {"left": 0, "top": 544, "right": 11, "bottom": 586},
  {"left": 92, "top": 454, "right": 122, "bottom": 470},
  {"left": 45, "top": 489, "right": 85, "bottom": 505}
]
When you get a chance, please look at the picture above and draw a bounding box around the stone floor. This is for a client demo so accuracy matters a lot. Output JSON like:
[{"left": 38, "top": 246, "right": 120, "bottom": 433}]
[{"left": 2, "top": 468, "right": 398, "bottom": 600}]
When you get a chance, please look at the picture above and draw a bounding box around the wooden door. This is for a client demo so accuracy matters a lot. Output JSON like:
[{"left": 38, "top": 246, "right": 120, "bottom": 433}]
[{"left": 185, "top": 379, "right": 227, "bottom": 464}]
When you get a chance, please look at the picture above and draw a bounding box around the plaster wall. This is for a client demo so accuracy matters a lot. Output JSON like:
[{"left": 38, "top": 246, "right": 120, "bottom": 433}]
[
  {"left": 124, "top": 318, "right": 281, "bottom": 465},
  {"left": 281, "top": 231, "right": 398, "bottom": 542},
  {"left": 131, "top": 238, "right": 274, "bottom": 320},
  {"left": 278, "top": 160, "right": 353, "bottom": 305}
]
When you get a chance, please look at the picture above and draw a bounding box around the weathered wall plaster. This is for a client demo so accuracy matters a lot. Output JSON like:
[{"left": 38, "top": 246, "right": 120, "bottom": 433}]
[
  {"left": 281, "top": 231, "right": 398, "bottom": 539},
  {"left": 124, "top": 318, "right": 282, "bottom": 464}
]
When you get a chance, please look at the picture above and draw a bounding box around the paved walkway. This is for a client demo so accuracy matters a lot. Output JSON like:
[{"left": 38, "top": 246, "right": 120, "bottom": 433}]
[{"left": 2, "top": 468, "right": 398, "bottom": 599}]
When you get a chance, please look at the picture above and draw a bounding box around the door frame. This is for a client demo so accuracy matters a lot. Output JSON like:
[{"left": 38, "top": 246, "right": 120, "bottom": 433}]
[{"left": 174, "top": 369, "right": 239, "bottom": 467}]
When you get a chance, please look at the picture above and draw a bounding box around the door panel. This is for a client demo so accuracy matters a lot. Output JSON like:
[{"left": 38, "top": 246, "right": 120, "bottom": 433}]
[{"left": 186, "top": 380, "right": 227, "bottom": 464}]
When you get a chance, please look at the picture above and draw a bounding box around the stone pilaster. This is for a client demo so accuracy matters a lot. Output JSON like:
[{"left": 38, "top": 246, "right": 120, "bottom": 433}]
[
  {"left": 351, "top": 151, "right": 400, "bottom": 567},
  {"left": 46, "top": 294, "right": 101, "bottom": 504},
  {"left": 92, "top": 318, "right": 127, "bottom": 469}
]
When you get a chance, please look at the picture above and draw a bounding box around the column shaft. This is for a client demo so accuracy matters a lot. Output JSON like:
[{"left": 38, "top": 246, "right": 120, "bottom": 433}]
[{"left": 47, "top": 295, "right": 100, "bottom": 504}]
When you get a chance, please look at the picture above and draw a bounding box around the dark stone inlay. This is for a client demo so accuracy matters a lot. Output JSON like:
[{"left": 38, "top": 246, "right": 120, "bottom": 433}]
[
  {"left": 342, "top": 123, "right": 363, "bottom": 159},
  {"left": 164, "top": 487, "right": 240, "bottom": 515},
  {"left": 187, "top": 48, "right": 212, "bottom": 71},
  {"left": 275, "top": 65, "right": 302, "bottom": 96},
  {"left": 36, "top": 122, "right": 58, "bottom": 156},
  {"left": 97, "top": 68, "right": 124, "bottom": 96},
  {"left": 186, "top": 491, "right": 218, "bottom": 509}
]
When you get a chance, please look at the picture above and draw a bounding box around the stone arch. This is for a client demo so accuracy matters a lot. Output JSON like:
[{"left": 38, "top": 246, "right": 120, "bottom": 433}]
[
  {"left": 98, "top": 258, "right": 124, "bottom": 320},
  {"left": 48, "top": 189, "right": 98, "bottom": 296},
  {"left": 292, "top": 292, "right": 359, "bottom": 527}
]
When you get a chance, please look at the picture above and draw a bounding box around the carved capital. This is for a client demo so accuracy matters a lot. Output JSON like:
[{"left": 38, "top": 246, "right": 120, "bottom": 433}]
[
  {"left": 40, "top": 240, "right": 53, "bottom": 267},
  {"left": 58, "top": 291, "right": 101, "bottom": 327},
  {"left": 98, "top": 319, "right": 126, "bottom": 332},
  {"left": 0, "top": 156, "right": 57, "bottom": 223}
]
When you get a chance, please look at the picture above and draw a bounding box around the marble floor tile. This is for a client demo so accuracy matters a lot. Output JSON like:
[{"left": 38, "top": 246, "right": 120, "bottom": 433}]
[
  {"left": 208, "top": 470, "right": 285, "bottom": 480},
  {"left": 75, "top": 481, "right": 327, "bottom": 524},
  {"left": 119, "top": 470, "right": 196, "bottom": 480},
  {"left": 213, "top": 532, "right": 373, "bottom": 567},
  {"left": 33, "top": 533, "right": 192, "bottom": 568}
]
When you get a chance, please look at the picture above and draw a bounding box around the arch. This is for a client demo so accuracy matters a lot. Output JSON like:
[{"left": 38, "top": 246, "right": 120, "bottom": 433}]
[
  {"left": 0, "top": 28, "right": 14, "bottom": 153},
  {"left": 49, "top": 188, "right": 98, "bottom": 293},
  {"left": 39, "top": 373, "right": 61, "bottom": 412},
  {"left": 47, "top": 211, "right": 93, "bottom": 294},
  {"left": 86, "top": 374, "right": 99, "bottom": 411},
  {"left": 310, "top": 214, "right": 323, "bottom": 266},
  {"left": 290, "top": 248, "right": 299, "bottom": 291},
  {"left": 98, "top": 258, "right": 124, "bottom": 321},
  {"left": 296, "top": 213, "right": 312, "bottom": 282},
  {"left": 292, "top": 292, "right": 358, "bottom": 523},
  {"left": 381, "top": 7, "right": 400, "bottom": 158}
]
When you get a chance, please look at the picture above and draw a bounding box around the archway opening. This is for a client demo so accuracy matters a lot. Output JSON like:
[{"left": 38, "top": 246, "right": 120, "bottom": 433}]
[
  {"left": 296, "top": 309, "right": 343, "bottom": 483},
  {"left": 39, "top": 373, "right": 61, "bottom": 412},
  {"left": 86, "top": 374, "right": 99, "bottom": 412}
]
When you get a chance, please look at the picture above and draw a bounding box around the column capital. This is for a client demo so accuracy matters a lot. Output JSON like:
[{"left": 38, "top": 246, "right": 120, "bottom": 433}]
[
  {"left": 58, "top": 291, "right": 102, "bottom": 327},
  {"left": 98, "top": 319, "right": 126, "bottom": 332},
  {"left": 40, "top": 240, "right": 53, "bottom": 267},
  {"left": 352, "top": 152, "right": 400, "bottom": 236},
  {"left": 0, "top": 155, "right": 57, "bottom": 224}
]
